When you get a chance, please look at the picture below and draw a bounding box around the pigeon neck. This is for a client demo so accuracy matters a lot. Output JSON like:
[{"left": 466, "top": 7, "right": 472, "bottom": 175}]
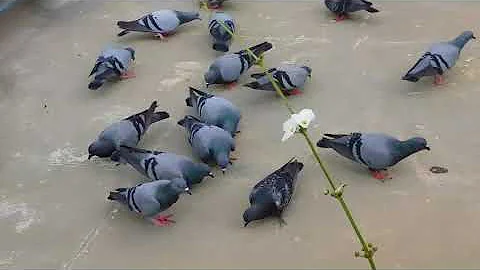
[
  {"left": 175, "top": 11, "right": 200, "bottom": 24},
  {"left": 451, "top": 34, "right": 473, "bottom": 49},
  {"left": 393, "top": 140, "right": 427, "bottom": 163}
]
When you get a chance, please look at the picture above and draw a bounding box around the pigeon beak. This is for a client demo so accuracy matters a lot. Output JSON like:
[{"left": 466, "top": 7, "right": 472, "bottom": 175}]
[
  {"left": 243, "top": 222, "right": 249, "bottom": 227},
  {"left": 185, "top": 187, "right": 192, "bottom": 195},
  {"left": 425, "top": 146, "right": 431, "bottom": 151},
  {"left": 88, "top": 154, "right": 93, "bottom": 160},
  {"left": 208, "top": 172, "right": 215, "bottom": 178},
  {"left": 473, "top": 35, "right": 477, "bottom": 39},
  {"left": 221, "top": 168, "right": 227, "bottom": 175}
]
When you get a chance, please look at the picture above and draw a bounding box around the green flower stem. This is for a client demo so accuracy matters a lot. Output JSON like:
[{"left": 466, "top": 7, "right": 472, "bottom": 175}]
[{"left": 207, "top": 7, "right": 377, "bottom": 269}]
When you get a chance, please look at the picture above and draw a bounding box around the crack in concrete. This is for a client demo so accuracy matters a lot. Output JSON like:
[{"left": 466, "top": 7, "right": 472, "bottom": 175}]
[{"left": 61, "top": 206, "right": 116, "bottom": 270}]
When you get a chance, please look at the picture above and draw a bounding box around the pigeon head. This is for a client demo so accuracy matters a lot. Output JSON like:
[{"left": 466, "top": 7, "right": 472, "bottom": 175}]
[
  {"left": 243, "top": 203, "right": 276, "bottom": 227},
  {"left": 125, "top": 47, "right": 135, "bottom": 61},
  {"left": 204, "top": 67, "right": 220, "bottom": 87},
  {"left": 222, "top": 119, "right": 239, "bottom": 136},
  {"left": 88, "top": 79, "right": 105, "bottom": 90},
  {"left": 301, "top": 66, "right": 312, "bottom": 77},
  {"left": 88, "top": 140, "right": 116, "bottom": 159},
  {"left": 216, "top": 150, "right": 230, "bottom": 173},
  {"left": 394, "top": 137, "right": 430, "bottom": 163},
  {"left": 168, "top": 178, "right": 192, "bottom": 195},
  {"left": 183, "top": 162, "right": 213, "bottom": 187},
  {"left": 451, "top": 31, "right": 476, "bottom": 49}
]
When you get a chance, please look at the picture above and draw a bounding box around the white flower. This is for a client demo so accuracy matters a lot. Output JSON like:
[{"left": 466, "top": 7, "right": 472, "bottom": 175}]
[
  {"left": 292, "top": 109, "right": 315, "bottom": 128},
  {"left": 281, "top": 108, "right": 316, "bottom": 142},
  {"left": 282, "top": 117, "right": 297, "bottom": 142}
]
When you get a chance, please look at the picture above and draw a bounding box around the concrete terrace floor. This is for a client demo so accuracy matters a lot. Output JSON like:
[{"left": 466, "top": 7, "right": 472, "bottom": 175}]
[{"left": 1, "top": 0, "right": 480, "bottom": 269}]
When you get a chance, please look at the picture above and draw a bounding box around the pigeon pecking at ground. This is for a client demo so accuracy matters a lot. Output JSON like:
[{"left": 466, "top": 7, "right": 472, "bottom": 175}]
[
  {"left": 112, "top": 145, "right": 214, "bottom": 188},
  {"left": 108, "top": 178, "right": 191, "bottom": 226},
  {"left": 88, "top": 101, "right": 169, "bottom": 160},
  {"left": 204, "top": 0, "right": 228, "bottom": 9},
  {"left": 208, "top": 11, "right": 236, "bottom": 52},
  {"left": 88, "top": 45, "right": 136, "bottom": 90},
  {"left": 204, "top": 41, "right": 273, "bottom": 89},
  {"left": 185, "top": 87, "right": 241, "bottom": 136},
  {"left": 116, "top": 10, "right": 201, "bottom": 40},
  {"left": 324, "top": 0, "right": 379, "bottom": 21},
  {"left": 316, "top": 132, "right": 430, "bottom": 180},
  {"left": 402, "top": 30, "right": 476, "bottom": 86},
  {"left": 177, "top": 115, "right": 235, "bottom": 173},
  {"left": 243, "top": 65, "right": 312, "bottom": 96},
  {"left": 243, "top": 158, "right": 304, "bottom": 227}
]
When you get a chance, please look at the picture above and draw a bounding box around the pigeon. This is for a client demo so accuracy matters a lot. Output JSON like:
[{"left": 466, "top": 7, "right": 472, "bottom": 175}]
[
  {"left": 112, "top": 145, "right": 214, "bottom": 188},
  {"left": 177, "top": 115, "right": 235, "bottom": 173},
  {"left": 243, "top": 158, "right": 304, "bottom": 227},
  {"left": 208, "top": 11, "right": 235, "bottom": 52},
  {"left": 185, "top": 87, "right": 241, "bottom": 136},
  {"left": 205, "top": 0, "right": 228, "bottom": 9},
  {"left": 88, "top": 45, "right": 135, "bottom": 90},
  {"left": 204, "top": 41, "right": 273, "bottom": 88},
  {"left": 243, "top": 65, "right": 312, "bottom": 96},
  {"left": 316, "top": 133, "right": 430, "bottom": 180},
  {"left": 107, "top": 178, "right": 191, "bottom": 226},
  {"left": 88, "top": 101, "right": 169, "bottom": 160},
  {"left": 402, "top": 31, "right": 476, "bottom": 85},
  {"left": 117, "top": 10, "right": 201, "bottom": 40},
  {"left": 324, "top": 0, "right": 379, "bottom": 21}
]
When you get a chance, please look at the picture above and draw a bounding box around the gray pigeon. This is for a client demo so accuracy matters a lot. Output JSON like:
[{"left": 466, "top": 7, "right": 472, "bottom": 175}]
[
  {"left": 316, "top": 132, "right": 430, "bottom": 180},
  {"left": 243, "top": 65, "right": 312, "bottom": 96},
  {"left": 243, "top": 158, "right": 304, "bottom": 227},
  {"left": 205, "top": 0, "right": 228, "bottom": 9},
  {"left": 185, "top": 87, "right": 241, "bottom": 136},
  {"left": 107, "top": 178, "right": 191, "bottom": 226},
  {"left": 88, "top": 101, "right": 169, "bottom": 160},
  {"left": 402, "top": 31, "right": 476, "bottom": 85},
  {"left": 117, "top": 10, "right": 201, "bottom": 39},
  {"left": 88, "top": 45, "right": 135, "bottom": 90},
  {"left": 112, "top": 145, "right": 214, "bottom": 188},
  {"left": 208, "top": 11, "right": 235, "bottom": 52},
  {"left": 204, "top": 41, "right": 273, "bottom": 88},
  {"left": 177, "top": 115, "right": 235, "bottom": 172},
  {"left": 325, "top": 0, "right": 379, "bottom": 21}
]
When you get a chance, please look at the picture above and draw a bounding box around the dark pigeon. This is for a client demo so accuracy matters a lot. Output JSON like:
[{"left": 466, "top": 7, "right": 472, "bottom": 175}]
[{"left": 243, "top": 158, "right": 304, "bottom": 227}]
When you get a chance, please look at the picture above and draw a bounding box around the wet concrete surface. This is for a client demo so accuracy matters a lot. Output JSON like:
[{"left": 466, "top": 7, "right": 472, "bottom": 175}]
[{"left": 1, "top": 0, "right": 480, "bottom": 268}]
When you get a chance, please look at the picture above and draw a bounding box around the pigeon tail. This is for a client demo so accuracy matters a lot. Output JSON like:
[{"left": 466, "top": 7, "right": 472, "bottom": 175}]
[
  {"left": 248, "top": 41, "right": 273, "bottom": 58},
  {"left": 366, "top": 6, "right": 379, "bottom": 12},
  {"left": 117, "top": 29, "right": 130, "bottom": 37},
  {"left": 107, "top": 190, "right": 127, "bottom": 204},
  {"left": 278, "top": 157, "right": 304, "bottom": 178},
  {"left": 117, "top": 20, "right": 152, "bottom": 33},
  {"left": 151, "top": 111, "right": 170, "bottom": 123}
]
